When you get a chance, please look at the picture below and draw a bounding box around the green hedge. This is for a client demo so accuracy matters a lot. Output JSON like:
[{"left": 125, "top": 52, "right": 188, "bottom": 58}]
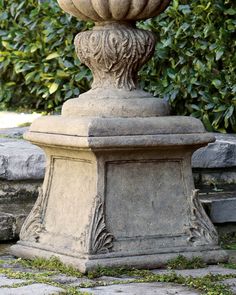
[
  {"left": 0, "top": 0, "right": 92, "bottom": 112},
  {"left": 139, "top": 0, "right": 236, "bottom": 133},
  {"left": 0, "top": 0, "right": 235, "bottom": 132}
]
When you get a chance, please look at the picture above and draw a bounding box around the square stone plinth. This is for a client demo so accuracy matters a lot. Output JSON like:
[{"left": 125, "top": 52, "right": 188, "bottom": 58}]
[{"left": 11, "top": 116, "right": 228, "bottom": 272}]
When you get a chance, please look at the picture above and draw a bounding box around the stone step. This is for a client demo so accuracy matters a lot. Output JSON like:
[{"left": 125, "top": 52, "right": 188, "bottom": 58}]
[{"left": 200, "top": 191, "right": 236, "bottom": 223}]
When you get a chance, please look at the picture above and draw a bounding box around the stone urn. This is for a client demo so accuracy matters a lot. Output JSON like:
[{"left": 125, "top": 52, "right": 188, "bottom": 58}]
[
  {"left": 58, "top": 0, "right": 171, "bottom": 118},
  {"left": 11, "top": 0, "right": 227, "bottom": 272},
  {"left": 58, "top": 0, "right": 170, "bottom": 21}
]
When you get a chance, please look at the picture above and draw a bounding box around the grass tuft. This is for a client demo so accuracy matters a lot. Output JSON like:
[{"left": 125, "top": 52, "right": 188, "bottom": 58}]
[
  {"left": 15, "top": 256, "right": 84, "bottom": 278},
  {"left": 1, "top": 256, "right": 236, "bottom": 295},
  {"left": 167, "top": 255, "right": 207, "bottom": 270}
]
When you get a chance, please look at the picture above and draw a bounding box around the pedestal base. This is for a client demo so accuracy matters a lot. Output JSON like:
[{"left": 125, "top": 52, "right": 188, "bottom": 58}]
[
  {"left": 11, "top": 116, "right": 228, "bottom": 272},
  {"left": 11, "top": 243, "right": 227, "bottom": 273}
]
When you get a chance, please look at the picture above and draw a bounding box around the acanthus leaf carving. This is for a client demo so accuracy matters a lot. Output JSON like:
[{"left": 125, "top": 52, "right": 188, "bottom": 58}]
[
  {"left": 20, "top": 187, "right": 44, "bottom": 243},
  {"left": 188, "top": 189, "right": 218, "bottom": 246},
  {"left": 75, "top": 23, "right": 156, "bottom": 91},
  {"left": 89, "top": 195, "right": 113, "bottom": 254}
]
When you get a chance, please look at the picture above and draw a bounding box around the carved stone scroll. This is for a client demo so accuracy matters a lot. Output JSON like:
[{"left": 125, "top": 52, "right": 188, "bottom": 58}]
[
  {"left": 188, "top": 190, "right": 218, "bottom": 246},
  {"left": 89, "top": 195, "right": 113, "bottom": 254},
  {"left": 20, "top": 188, "right": 44, "bottom": 242}
]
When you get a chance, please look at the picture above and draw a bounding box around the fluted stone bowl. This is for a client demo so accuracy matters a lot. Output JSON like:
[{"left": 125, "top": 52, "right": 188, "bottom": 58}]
[{"left": 57, "top": 0, "right": 171, "bottom": 22}]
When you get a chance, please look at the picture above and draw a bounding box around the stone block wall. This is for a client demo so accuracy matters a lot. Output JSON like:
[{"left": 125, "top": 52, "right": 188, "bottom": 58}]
[
  {"left": 192, "top": 133, "right": 236, "bottom": 188},
  {"left": 0, "top": 128, "right": 45, "bottom": 240},
  {"left": 192, "top": 133, "right": 236, "bottom": 227}
]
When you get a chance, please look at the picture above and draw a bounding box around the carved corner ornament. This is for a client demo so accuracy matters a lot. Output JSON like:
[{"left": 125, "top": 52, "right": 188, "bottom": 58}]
[
  {"left": 89, "top": 195, "right": 114, "bottom": 254},
  {"left": 188, "top": 190, "right": 218, "bottom": 246},
  {"left": 20, "top": 188, "right": 44, "bottom": 242}
]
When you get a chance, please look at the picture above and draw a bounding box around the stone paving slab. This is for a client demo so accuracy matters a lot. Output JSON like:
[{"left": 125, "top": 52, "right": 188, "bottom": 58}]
[
  {"left": 152, "top": 265, "right": 236, "bottom": 277},
  {"left": 0, "top": 127, "right": 28, "bottom": 138},
  {"left": 222, "top": 278, "right": 236, "bottom": 293},
  {"left": 229, "top": 251, "right": 236, "bottom": 264},
  {"left": 1, "top": 252, "right": 236, "bottom": 294},
  {"left": 0, "top": 264, "right": 235, "bottom": 295},
  {"left": 192, "top": 133, "right": 236, "bottom": 168},
  {"left": 84, "top": 282, "right": 200, "bottom": 294},
  {"left": 0, "top": 283, "right": 64, "bottom": 295},
  {"left": 0, "top": 139, "right": 45, "bottom": 180},
  {"left": 0, "top": 275, "right": 26, "bottom": 287}
]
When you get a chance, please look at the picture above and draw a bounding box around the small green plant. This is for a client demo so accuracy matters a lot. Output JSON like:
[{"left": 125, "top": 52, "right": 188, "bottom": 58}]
[
  {"left": 220, "top": 232, "right": 236, "bottom": 250},
  {"left": 224, "top": 263, "right": 236, "bottom": 270},
  {"left": 0, "top": 266, "right": 88, "bottom": 294},
  {"left": 87, "top": 266, "right": 150, "bottom": 279},
  {"left": 1, "top": 257, "right": 236, "bottom": 295},
  {"left": 167, "top": 255, "right": 207, "bottom": 269},
  {"left": 15, "top": 256, "right": 84, "bottom": 278}
]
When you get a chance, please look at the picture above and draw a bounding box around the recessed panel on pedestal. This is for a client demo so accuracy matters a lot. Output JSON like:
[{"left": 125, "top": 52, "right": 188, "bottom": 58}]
[
  {"left": 105, "top": 159, "right": 189, "bottom": 252},
  {"left": 43, "top": 157, "right": 96, "bottom": 248}
]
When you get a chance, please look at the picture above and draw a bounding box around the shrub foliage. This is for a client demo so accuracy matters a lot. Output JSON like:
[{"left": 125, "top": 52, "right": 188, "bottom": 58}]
[
  {"left": 139, "top": 0, "right": 236, "bottom": 133},
  {"left": 0, "top": 0, "right": 235, "bottom": 132},
  {"left": 0, "top": 0, "right": 91, "bottom": 112}
]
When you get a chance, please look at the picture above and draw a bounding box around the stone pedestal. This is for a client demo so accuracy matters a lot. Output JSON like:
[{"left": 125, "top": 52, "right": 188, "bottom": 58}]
[
  {"left": 11, "top": 0, "right": 228, "bottom": 271},
  {"left": 11, "top": 116, "right": 228, "bottom": 272}
]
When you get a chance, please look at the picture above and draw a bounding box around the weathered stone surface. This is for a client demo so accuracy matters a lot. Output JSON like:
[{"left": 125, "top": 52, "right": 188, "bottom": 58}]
[
  {"left": 194, "top": 171, "right": 236, "bottom": 186},
  {"left": 0, "top": 180, "right": 40, "bottom": 199},
  {"left": 152, "top": 267, "right": 236, "bottom": 294},
  {"left": 50, "top": 274, "right": 84, "bottom": 285},
  {"left": 0, "top": 127, "right": 28, "bottom": 139},
  {"left": 12, "top": 116, "right": 227, "bottom": 273},
  {"left": 29, "top": 116, "right": 206, "bottom": 137},
  {"left": 0, "top": 127, "right": 45, "bottom": 183},
  {"left": 0, "top": 213, "right": 31, "bottom": 241},
  {"left": 57, "top": 0, "right": 171, "bottom": 21},
  {"left": 0, "top": 213, "right": 15, "bottom": 240},
  {"left": 0, "top": 179, "right": 39, "bottom": 241},
  {"left": 11, "top": 0, "right": 226, "bottom": 273},
  {"left": 59, "top": 0, "right": 171, "bottom": 118},
  {"left": 210, "top": 198, "right": 236, "bottom": 223},
  {"left": 1, "top": 253, "right": 236, "bottom": 295},
  {"left": 222, "top": 278, "right": 236, "bottom": 293},
  {"left": 62, "top": 21, "right": 171, "bottom": 118},
  {"left": 228, "top": 250, "right": 236, "bottom": 263},
  {"left": 84, "top": 282, "right": 200, "bottom": 295},
  {"left": 152, "top": 266, "right": 236, "bottom": 277},
  {"left": 192, "top": 133, "right": 236, "bottom": 168},
  {"left": 0, "top": 139, "right": 45, "bottom": 180},
  {"left": 0, "top": 275, "right": 26, "bottom": 287},
  {"left": 0, "top": 212, "right": 31, "bottom": 241},
  {"left": 0, "top": 284, "right": 64, "bottom": 295}
]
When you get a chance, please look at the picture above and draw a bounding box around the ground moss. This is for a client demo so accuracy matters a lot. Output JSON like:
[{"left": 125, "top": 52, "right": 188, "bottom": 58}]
[
  {"left": 14, "top": 257, "right": 84, "bottom": 278},
  {"left": 220, "top": 232, "right": 236, "bottom": 250},
  {"left": 166, "top": 255, "right": 207, "bottom": 270},
  {"left": 1, "top": 256, "right": 236, "bottom": 295}
]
